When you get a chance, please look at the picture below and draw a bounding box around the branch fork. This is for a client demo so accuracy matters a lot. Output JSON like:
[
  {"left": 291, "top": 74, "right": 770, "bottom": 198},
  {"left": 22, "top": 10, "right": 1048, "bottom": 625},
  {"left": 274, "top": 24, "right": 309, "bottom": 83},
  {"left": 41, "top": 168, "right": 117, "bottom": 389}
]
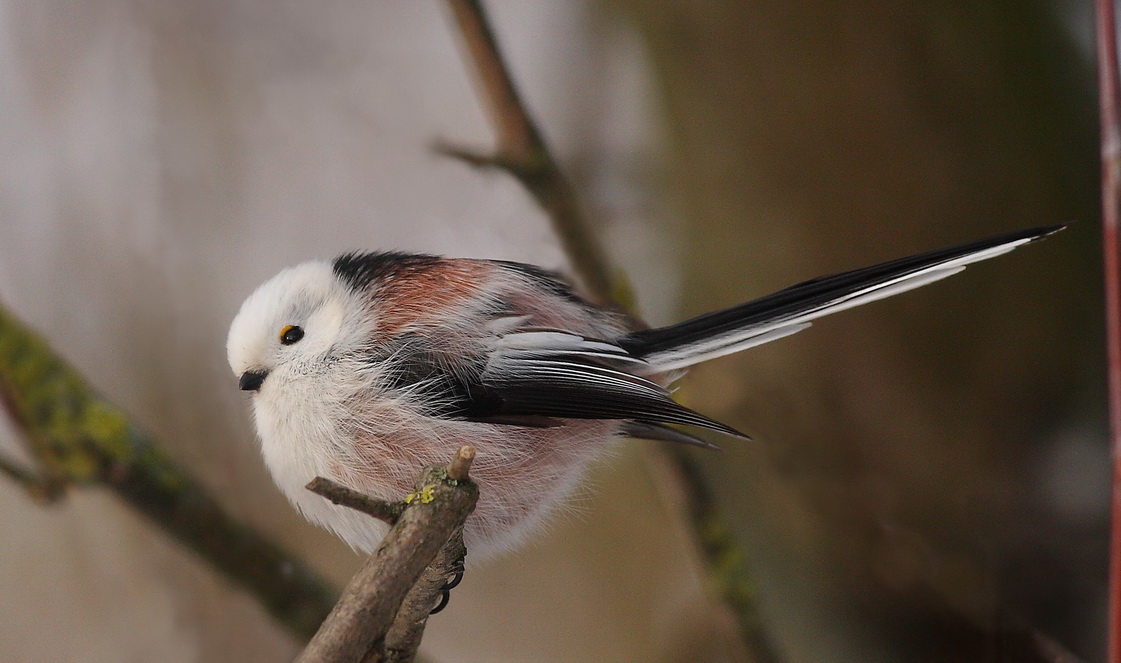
[{"left": 298, "top": 446, "right": 479, "bottom": 663}]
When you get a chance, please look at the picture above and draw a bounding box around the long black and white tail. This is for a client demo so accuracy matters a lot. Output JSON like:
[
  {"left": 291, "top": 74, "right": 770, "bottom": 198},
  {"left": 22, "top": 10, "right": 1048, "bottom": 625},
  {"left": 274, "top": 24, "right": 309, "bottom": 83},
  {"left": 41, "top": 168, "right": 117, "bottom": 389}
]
[{"left": 619, "top": 225, "right": 1064, "bottom": 373}]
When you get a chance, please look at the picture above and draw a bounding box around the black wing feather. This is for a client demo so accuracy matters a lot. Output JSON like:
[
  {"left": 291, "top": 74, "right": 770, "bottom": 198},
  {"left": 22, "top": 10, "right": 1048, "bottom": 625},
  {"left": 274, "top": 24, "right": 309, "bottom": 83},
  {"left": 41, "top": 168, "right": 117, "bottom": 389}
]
[
  {"left": 467, "top": 354, "right": 747, "bottom": 437},
  {"left": 374, "top": 330, "right": 746, "bottom": 438}
]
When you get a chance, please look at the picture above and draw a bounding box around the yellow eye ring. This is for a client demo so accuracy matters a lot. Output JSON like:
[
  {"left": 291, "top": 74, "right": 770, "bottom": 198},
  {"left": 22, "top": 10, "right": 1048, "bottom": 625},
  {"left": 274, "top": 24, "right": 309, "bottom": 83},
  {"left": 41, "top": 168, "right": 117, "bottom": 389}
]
[{"left": 279, "top": 325, "right": 305, "bottom": 345}]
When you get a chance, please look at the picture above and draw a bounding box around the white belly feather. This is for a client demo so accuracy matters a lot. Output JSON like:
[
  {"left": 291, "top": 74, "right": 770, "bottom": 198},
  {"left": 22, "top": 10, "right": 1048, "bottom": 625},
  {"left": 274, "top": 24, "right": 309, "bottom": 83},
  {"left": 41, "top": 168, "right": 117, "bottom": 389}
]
[{"left": 252, "top": 360, "right": 621, "bottom": 559}]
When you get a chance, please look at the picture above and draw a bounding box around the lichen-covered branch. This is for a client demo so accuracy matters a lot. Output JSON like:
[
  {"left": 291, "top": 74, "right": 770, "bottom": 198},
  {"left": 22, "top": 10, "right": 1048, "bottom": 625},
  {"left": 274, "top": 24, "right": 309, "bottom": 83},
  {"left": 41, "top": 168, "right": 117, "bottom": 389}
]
[
  {"left": 0, "top": 302, "right": 336, "bottom": 640},
  {"left": 298, "top": 447, "right": 479, "bottom": 663}
]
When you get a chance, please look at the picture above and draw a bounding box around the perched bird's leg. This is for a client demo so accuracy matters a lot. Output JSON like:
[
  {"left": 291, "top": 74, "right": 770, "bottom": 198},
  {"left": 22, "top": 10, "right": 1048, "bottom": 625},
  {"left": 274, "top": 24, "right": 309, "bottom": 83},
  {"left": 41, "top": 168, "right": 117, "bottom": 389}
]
[
  {"left": 429, "top": 548, "right": 467, "bottom": 615},
  {"left": 298, "top": 448, "right": 479, "bottom": 663},
  {"left": 443, "top": 561, "right": 466, "bottom": 592}
]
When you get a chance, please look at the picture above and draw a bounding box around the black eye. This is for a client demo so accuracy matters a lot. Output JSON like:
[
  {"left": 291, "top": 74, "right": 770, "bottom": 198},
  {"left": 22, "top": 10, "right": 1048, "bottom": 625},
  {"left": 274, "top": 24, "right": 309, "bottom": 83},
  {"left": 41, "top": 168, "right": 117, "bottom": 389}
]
[{"left": 280, "top": 325, "right": 304, "bottom": 345}]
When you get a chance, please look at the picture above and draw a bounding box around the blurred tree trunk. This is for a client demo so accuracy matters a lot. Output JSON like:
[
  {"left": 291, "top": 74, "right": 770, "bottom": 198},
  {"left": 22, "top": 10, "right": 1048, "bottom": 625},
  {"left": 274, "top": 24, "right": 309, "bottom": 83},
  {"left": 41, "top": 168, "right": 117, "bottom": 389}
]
[{"left": 611, "top": 1, "right": 1101, "bottom": 660}]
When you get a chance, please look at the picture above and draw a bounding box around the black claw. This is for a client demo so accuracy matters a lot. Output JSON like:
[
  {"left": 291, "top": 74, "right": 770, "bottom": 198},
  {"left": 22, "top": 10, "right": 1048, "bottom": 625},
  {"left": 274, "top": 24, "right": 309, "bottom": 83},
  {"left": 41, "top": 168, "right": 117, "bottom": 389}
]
[
  {"left": 430, "top": 589, "right": 451, "bottom": 615},
  {"left": 442, "top": 568, "right": 464, "bottom": 591},
  {"left": 427, "top": 550, "right": 467, "bottom": 616}
]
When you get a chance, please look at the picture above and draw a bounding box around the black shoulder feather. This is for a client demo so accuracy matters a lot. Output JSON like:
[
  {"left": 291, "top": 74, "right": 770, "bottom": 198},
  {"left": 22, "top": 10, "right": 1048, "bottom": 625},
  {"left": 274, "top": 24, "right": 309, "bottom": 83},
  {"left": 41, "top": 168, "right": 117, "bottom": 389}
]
[{"left": 332, "top": 251, "right": 444, "bottom": 293}]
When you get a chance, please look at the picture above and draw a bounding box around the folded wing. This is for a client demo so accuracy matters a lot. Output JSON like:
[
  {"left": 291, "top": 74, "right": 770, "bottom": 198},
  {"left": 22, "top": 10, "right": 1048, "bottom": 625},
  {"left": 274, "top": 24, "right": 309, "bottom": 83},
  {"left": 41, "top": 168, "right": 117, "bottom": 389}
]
[{"left": 465, "top": 330, "right": 747, "bottom": 439}]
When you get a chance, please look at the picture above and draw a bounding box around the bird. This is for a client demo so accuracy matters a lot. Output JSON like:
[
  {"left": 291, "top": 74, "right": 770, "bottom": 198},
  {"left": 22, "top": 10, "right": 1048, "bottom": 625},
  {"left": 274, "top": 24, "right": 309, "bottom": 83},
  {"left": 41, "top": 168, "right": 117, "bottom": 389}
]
[{"left": 227, "top": 225, "right": 1062, "bottom": 559}]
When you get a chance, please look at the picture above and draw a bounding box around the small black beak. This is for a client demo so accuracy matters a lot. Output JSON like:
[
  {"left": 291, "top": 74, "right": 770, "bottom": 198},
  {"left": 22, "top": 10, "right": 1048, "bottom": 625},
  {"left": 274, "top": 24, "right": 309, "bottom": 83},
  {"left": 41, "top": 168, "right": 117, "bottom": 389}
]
[{"left": 239, "top": 370, "right": 268, "bottom": 392}]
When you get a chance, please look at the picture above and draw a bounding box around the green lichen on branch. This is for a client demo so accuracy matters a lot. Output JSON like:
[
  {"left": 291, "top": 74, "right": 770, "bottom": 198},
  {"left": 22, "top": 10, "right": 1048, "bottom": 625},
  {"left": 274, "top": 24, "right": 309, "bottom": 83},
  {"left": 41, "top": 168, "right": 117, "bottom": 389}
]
[
  {"left": 0, "top": 303, "right": 337, "bottom": 640},
  {"left": 0, "top": 310, "right": 131, "bottom": 482}
]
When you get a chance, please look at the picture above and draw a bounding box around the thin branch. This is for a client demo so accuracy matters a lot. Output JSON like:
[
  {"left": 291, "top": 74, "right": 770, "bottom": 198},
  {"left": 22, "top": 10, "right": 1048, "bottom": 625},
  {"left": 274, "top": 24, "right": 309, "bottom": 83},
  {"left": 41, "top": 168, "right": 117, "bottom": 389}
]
[
  {"left": 0, "top": 453, "right": 64, "bottom": 502},
  {"left": 432, "top": 141, "right": 512, "bottom": 170},
  {"left": 1097, "top": 1, "right": 1121, "bottom": 661},
  {"left": 307, "top": 477, "right": 405, "bottom": 525},
  {"left": 0, "top": 302, "right": 337, "bottom": 640},
  {"left": 0, "top": 453, "right": 34, "bottom": 485},
  {"left": 298, "top": 447, "right": 479, "bottom": 663},
  {"left": 659, "top": 446, "right": 779, "bottom": 663},
  {"left": 439, "top": 1, "right": 777, "bottom": 659},
  {"left": 440, "top": 0, "right": 618, "bottom": 305},
  {"left": 0, "top": 378, "right": 64, "bottom": 501},
  {"left": 447, "top": 444, "right": 475, "bottom": 481}
]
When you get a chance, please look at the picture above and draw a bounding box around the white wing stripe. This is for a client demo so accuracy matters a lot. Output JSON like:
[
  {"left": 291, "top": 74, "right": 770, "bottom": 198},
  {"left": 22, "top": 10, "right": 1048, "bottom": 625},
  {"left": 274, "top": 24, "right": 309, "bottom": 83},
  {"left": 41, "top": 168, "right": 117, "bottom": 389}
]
[
  {"left": 643, "top": 323, "right": 812, "bottom": 373},
  {"left": 488, "top": 357, "right": 668, "bottom": 394}
]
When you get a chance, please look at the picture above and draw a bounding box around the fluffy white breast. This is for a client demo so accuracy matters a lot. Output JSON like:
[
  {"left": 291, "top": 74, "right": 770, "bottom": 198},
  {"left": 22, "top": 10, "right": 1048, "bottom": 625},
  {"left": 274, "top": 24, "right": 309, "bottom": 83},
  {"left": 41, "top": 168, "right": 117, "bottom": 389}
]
[{"left": 227, "top": 260, "right": 394, "bottom": 550}]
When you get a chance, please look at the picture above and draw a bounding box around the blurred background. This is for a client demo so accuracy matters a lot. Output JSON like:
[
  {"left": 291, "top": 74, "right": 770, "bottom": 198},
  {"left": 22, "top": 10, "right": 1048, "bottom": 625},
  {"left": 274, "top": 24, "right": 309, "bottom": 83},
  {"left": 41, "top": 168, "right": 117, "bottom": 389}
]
[{"left": 0, "top": 0, "right": 1104, "bottom": 661}]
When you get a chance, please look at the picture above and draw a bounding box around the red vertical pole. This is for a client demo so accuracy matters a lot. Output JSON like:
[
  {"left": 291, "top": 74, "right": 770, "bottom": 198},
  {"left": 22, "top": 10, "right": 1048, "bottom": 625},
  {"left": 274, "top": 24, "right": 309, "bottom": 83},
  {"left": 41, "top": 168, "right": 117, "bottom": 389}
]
[{"left": 1098, "top": 1, "right": 1121, "bottom": 662}]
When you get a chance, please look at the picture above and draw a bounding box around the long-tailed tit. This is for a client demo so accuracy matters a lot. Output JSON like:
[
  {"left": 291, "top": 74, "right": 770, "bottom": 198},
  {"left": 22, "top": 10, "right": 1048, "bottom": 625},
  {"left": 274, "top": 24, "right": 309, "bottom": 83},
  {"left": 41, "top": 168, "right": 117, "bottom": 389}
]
[{"left": 227, "top": 225, "right": 1061, "bottom": 558}]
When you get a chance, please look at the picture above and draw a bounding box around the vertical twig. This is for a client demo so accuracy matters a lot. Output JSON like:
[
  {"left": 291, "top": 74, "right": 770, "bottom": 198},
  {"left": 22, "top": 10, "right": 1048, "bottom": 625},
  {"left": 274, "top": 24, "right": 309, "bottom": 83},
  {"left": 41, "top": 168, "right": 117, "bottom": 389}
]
[
  {"left": 658, "top": 446, "right": 779, "bottom": 662},
  {"left": 438, "top": 2, "right": 777, "bottom": 660},
  {"left": 441, "top": 0, "right": 539, "bottom": 165},
  {"left": 1098, "top": 1, "right": 1121, "bottom": 662},
  {"left": 439, "top": 0, "right": 617, "bottom": 305}
]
